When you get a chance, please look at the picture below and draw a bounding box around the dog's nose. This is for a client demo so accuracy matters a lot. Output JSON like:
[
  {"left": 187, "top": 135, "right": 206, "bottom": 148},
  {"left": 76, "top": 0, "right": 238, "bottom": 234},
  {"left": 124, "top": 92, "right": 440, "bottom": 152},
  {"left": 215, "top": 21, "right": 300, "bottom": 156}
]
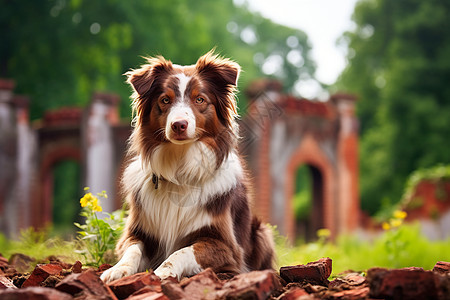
[{"left": 171, "top": 120, "right": 188, "bottom": 134}]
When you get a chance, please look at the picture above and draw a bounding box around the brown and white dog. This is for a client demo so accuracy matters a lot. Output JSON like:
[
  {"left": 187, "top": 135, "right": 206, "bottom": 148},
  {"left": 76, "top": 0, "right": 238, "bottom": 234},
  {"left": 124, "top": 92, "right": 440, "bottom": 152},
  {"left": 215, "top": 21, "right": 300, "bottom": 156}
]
[{"left": 101, "top": 51, "right": 275, "bottom": 283}]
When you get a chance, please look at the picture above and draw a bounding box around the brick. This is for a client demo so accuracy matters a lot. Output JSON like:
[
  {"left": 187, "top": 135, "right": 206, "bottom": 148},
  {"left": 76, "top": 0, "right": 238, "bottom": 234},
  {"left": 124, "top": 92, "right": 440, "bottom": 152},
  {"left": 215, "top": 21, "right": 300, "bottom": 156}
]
[
  {"left": 98, "top": 263, "right": 113, "bottom": 273},
  {"left": 130, "top": 286, "right": 163, "bottom": 296},
  {"left": 161, "top": 279, "right": 187, "bottom": 300},
  {"left": 0, "top": 256, "right": 17, "bottom": 277},
  {"left": 216, "top": 269, "right": 282, "bottom": 300},
  {"left": 8, "top": 253, "right": 35, "bottom": 273},
  {"left": 277, "top": 287, "right": 309, "bottom": 300},
  {"left": 433, "top": 261, "right": 450, "bottom": 275},
  {"left": 0, "top": 276, "right": 17, "bottom": 289},
  {"left": 0, "top": 286, "right": 72, "bottom": 300},
  {"left": 46, "top": 255, "right": 72, "bottom": 269},
  {"left": 22, "top": 263, "right": 63, "bottom": 288},
  {"left": 56, "top": 269, "right": 118, "bottom": 300},
  {"left": 127, "top": 291, "right": 168, "bottom": 300},
  {"left": 280, "top": 257, "right": 332, "bottom": 286},
  {"left": 0, "top": 255, "right": 8, "bottom": 267},
  {"left": 72, "top": 260, "right": 82, "bottom": 273},
  {"left": 108, "top": 271, "right": 161, "bottom": 299},
  {"left": 329, "top": 273, "right": 366, "bottom": 290},
  {"left": 367, "top": 267, "right": 439, "bottom": 299},
  {"left": 179, "top": 268, "right": 223, "bottom": 299},
  {"left": 331, "top": 287, "right": 370, "bottom": 300}
]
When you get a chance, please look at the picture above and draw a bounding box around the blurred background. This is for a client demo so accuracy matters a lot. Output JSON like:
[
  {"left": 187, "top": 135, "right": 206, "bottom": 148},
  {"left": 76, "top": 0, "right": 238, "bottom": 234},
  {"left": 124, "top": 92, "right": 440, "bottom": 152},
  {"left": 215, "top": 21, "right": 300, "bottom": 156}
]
[{"left": 1, "top": 0, "right": 450, "bottom": 265}]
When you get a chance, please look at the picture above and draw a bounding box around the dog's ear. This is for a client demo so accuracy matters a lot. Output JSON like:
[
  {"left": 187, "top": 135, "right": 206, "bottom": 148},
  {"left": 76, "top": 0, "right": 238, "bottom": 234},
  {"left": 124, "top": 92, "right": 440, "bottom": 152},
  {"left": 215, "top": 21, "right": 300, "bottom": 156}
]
[
  {"left": 196, "top": 50, "right": 241, "bottom": 126},
  {"left": 126, "top": 56, "right": 173, "bottom": 97},
  {"left": 196, "top": 50, "right": 240, "bottom": 88}
]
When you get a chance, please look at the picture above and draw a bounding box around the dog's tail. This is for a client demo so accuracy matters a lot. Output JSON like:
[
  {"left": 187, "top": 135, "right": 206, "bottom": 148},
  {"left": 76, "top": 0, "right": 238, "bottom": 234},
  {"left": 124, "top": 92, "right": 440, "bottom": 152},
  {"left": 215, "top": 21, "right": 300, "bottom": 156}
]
[{"left": 246, "top": 217, "right": 276, "bottom": 270}]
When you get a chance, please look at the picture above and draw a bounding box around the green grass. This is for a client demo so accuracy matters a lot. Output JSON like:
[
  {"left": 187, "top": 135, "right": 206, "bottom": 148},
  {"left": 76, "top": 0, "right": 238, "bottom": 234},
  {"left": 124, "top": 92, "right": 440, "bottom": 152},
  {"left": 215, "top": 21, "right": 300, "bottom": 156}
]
[
  {"left": 275, "top": 222, "right": 450, "bottom": 275},
  {"left": 0, "top": 228, "right": 83, "bottom": 267},
  {"left": 1, "top": 222, "right": 449, "bottom": 276}
]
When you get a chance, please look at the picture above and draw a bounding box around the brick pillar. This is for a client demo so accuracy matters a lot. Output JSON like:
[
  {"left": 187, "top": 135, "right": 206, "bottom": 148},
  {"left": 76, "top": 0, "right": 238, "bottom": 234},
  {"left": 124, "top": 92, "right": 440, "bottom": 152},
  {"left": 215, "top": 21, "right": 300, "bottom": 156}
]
[
  {"left": 83, "top": 92, "right": 120, "bottom": 213},
  {"left": 331, "top": 94, "right": 359, "bottom": 232},
  {"left": 12, "top": 95, "right": 33, "bottom": 230},
  {"left": 0, "top": 79, "right": 17, "bottom": 236}
]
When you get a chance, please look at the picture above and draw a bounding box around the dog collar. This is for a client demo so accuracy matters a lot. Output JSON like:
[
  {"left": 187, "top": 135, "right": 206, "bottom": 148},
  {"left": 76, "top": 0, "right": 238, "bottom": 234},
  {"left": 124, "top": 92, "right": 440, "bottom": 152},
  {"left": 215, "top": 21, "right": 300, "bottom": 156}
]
[{"left": 152, "top": 173, "right": 167, "bottom": 189}]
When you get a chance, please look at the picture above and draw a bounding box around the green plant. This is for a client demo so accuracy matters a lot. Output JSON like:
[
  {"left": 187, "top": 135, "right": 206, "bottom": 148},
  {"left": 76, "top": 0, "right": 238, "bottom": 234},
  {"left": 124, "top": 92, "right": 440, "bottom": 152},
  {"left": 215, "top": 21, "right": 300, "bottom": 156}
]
[
  {"left": 381, "top": 210, "right": 409, "bottom": 268},
  {"left": 401, "top": 164, "right": 450, "bottom": 205},
  {"left": 74, "top": 188, "right": 126, "bottom": 266},
  {"left": 274, "top": 218, "right": 450, "bottom": 275},
  {"left": 0, "top": 227, "right": 82, "bottom": 267}
]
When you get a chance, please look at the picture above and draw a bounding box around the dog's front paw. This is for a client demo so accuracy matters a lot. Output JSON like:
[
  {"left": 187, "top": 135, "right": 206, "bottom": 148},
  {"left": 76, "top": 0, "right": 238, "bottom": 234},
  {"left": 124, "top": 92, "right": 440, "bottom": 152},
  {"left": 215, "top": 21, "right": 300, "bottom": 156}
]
[
  {"left": 100, "top": 264, "right": 135, "bottom": 283},
  {"left": 154, "top": 263, "right": 178, "bottom": 280}
]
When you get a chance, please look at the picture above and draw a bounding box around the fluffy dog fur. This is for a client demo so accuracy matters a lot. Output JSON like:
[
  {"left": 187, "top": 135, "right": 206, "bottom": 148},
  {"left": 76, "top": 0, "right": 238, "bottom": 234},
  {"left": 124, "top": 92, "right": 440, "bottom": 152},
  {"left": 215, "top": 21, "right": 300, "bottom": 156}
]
[{"left": 101, "top": 51, "right": 274, "bottom": 283}]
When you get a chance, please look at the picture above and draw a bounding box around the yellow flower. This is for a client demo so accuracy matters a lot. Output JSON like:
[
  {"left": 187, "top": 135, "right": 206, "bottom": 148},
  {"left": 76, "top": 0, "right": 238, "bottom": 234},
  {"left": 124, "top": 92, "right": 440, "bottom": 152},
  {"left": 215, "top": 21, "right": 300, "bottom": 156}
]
[
  {"left": 382, "top": 222, "right": 391, "bottom": 231},
  {"left": 80, "top": 192, "right": 103, "bottom": 212},
  {"left": 393, "top": 210, "right": 407, "bottom": 220},
  {"left": 390, "top": 218, "right": 402, "bottom": 228},
  {"left": 92, "top": 203, "right": 103, "bottom": 212},
  {"left": 80, "top": 193, "right": 93, "bottom": 207},
  {"left": 317, "top": 228, "right": 331, "bottom": 239}
]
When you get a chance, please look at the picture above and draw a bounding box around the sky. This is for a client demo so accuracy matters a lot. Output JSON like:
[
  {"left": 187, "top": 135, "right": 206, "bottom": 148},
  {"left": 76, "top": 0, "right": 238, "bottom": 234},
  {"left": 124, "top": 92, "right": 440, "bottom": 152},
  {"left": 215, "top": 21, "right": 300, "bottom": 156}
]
[{"left": 243, "top": 0, "right": 359, "bottom": 97}]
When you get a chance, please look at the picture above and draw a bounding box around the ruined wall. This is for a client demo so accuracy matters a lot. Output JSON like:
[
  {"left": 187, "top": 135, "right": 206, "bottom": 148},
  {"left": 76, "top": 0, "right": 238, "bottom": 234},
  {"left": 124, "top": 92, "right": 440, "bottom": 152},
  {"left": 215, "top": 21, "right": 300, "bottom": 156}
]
[
  {"left": 0, "top": 79, "right": 130, "bottom": 236},
  {"left": 241, "top": 80, "right": 360, "bottom": 241}
]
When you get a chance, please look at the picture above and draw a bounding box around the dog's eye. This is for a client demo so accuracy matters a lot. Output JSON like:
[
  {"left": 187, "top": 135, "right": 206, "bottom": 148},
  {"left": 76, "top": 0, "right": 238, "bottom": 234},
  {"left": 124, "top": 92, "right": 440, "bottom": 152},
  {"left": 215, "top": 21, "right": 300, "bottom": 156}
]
[
  {"left": 195, "top": 97, "right": 205, "bottom": 104},
  {"left": 161, "top": 97, "right": 170, "bottom": 104}
]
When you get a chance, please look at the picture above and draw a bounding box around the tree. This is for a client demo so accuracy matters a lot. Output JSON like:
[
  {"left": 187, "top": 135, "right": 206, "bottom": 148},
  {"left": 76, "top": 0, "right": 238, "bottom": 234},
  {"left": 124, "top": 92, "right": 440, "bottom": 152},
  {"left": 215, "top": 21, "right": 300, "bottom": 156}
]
[
  {"left": 1, "top": 0, "right": 316, "bottom": 119},
  {"left": 336, "top": 0, "right": 450, "bottom": 214}
]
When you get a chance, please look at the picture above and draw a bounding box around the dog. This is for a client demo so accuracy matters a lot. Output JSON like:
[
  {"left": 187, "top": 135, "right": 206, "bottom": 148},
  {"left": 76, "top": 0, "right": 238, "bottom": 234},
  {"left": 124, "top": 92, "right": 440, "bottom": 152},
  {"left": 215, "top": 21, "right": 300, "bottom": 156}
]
[{"left": 101, "top": 50, "right": 275, "bottom": 283}]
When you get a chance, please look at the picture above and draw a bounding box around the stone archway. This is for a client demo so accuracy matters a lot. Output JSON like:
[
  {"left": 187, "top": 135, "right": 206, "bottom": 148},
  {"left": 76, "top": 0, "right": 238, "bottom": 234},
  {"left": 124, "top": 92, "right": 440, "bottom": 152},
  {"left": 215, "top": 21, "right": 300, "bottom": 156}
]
[
  {"left": 35, "top": 146, "right": 81, "bottom": 228},
  {"left": 285, "top": 134, "right": 336, "bottom": 241},
  {"left": 241, "top": 80, "right": 359, "bottom": 243}
]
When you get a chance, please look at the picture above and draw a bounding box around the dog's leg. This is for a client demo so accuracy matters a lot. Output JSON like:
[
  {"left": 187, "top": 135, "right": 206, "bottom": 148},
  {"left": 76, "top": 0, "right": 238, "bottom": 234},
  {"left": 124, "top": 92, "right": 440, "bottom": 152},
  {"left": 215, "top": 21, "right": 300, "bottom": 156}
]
[
  {"left": 154, "top": 240, "right": 241, "bottom": 280},
  {"left": 154, "top": 245, "right": 203, "bottom": 280},
  {"left": 100, "top": 242, "right": 148, "bottom": 283}
]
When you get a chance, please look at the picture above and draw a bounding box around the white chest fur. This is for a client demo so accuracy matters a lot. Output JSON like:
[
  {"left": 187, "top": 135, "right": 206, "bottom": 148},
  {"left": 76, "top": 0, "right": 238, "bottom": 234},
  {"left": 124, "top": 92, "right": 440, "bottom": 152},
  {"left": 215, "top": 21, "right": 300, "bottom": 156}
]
[{"left": 123, "top": 141, "right": 243, "bottom": 255}]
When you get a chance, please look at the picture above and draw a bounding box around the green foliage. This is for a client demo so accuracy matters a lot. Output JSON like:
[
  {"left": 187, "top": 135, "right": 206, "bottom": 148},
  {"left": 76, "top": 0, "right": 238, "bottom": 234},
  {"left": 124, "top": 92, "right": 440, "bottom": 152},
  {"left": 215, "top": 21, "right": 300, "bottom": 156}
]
[
  {"left": 275, "top": 222, "right": 450, "bottom": 275},
  {"left": 401, "top": 164, "right": 450, "bottom": 203},
  {"left": 1, "top": 0, "right": 316, "bottom": 119},
  {"left": 0, "top": 227, "right": 82, "bottom": 265},
  {"left": 53, "top": 160, "right": 82, "bottom": 235},
  {"left": 75, "top": 189, "right": 126, "bottom": 266},
  {"left": 293, "top": 166, "right": 312, "bottom": 220},
  {"left": 336, "top": 0, "right": 450, "bottom": 214}
]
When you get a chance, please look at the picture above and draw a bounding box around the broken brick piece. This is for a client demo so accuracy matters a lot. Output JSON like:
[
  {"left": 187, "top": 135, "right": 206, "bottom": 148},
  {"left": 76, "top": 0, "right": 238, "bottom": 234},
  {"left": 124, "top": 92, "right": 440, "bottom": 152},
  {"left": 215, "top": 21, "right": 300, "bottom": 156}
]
[
  {"left": 161, "top": 279, "right": 187, "bottom": 300},
  {"left": 217, "top": 269, "right": 282, "bottom": 300},
  {"left": 179, "top": 268, "right": 223, "bottom": 299},
  {"left": 0, "top": 255, "right": 8, "bottom": 267},
  {"left": 98, "top": 263, "right": 113, "bottom": 273},
  {"left": 45, "top": 256, "right": 72, "bottom": 270},
  {"left": 277, "top": 287, "right": 309, "bottom": 300},
  {"left": 433, "top": 261, "right": 450, "bottom": 275},
  {"left": 127, "top": 291, "right": 168, "bottom": 300},
  {"left": 108, "top": 271, "right": 161, "bottom": 300},
  {"left": 331, "top": 287, "right": 370, "bottom": 300},
  {"left": 329, "top": 273, "right": 366, "bottom": 290},
  {"left": 280, "top": 257, "right": 332, "bottom": 286},
  {"left": 8, "top": 253, "right": 35, "bottom": 273},
  {"left": 72, "top": 260, "right": 82, "bottom": 273},
  {"left": 0, "top": 286, "right": 72, "bottom": 300},
  {"left": 367, "top": 267, "right": 438, "bottom": 299},
  {"left": 22, "top": 263, "right": 63, "bottom": 288},
  {"left": 0, "top": 276, "right": 17, "bottom": 289},
  {"left": 55, "top": 269, "right": 118, "bottom": 300}
]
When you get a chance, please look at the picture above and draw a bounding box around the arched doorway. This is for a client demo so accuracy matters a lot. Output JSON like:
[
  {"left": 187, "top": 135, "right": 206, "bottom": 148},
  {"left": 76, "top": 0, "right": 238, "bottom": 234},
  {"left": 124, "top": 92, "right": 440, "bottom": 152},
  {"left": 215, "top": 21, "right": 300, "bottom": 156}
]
[
  {"left": 293, "top": 164, "right": 325, "bottom": 241},
  {"left": 285, "top": 134, "right": 337, "bottom": 242},
  {"left": 35, "top": 146, "right": 81, "bottom": 229},
  {"left": 52, "top": 160, "right": 82, "bottom": 235}
]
